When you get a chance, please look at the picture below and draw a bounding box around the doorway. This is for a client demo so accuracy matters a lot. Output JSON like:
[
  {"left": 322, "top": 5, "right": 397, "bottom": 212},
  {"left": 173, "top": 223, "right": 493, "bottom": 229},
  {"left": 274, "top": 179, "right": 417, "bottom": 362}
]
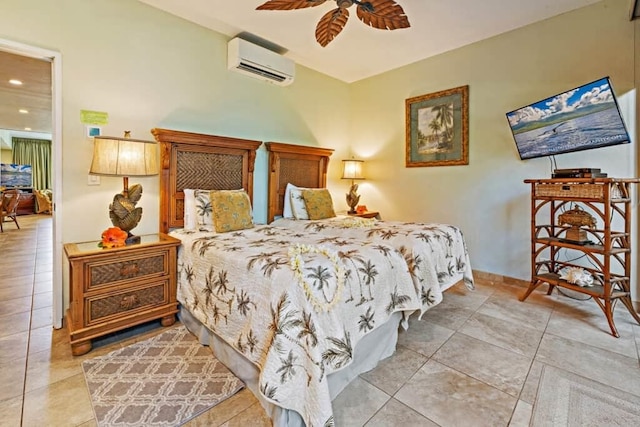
[{"left": 0, "top": 39, "right": 63, "bottom": 329}]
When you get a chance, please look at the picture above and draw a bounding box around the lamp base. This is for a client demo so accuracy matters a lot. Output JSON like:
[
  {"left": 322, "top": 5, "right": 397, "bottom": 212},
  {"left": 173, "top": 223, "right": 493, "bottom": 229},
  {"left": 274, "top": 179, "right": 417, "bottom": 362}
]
[{"left": 125, "top": 233, "right": 141, "bottom": 245}]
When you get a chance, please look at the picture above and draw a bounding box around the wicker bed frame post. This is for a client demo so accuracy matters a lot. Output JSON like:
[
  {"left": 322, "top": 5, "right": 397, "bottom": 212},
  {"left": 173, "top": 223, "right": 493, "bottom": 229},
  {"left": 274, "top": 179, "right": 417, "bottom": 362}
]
[
  {"left": 151, "top": 128, "right": 262, "bottom": 234},
  {"left": 265, "top": 142, "right": 334, "bottom": 223}
]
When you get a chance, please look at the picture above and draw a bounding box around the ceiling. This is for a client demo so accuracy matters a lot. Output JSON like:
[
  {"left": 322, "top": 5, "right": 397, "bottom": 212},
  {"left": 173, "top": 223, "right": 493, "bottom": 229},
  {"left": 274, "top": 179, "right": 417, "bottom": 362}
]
[
  {"left": 138, "top": 0, "right": 605, "bottom": 83},
  {"left": 0, "top": 50, "right": 52, "bottom": 149}
]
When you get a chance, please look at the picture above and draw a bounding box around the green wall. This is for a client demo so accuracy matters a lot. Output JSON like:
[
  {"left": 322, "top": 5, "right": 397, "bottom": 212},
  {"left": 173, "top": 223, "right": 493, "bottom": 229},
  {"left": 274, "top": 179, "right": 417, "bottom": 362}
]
[{"left": 349, "top": 0, "right": 638, "bottom": 291}]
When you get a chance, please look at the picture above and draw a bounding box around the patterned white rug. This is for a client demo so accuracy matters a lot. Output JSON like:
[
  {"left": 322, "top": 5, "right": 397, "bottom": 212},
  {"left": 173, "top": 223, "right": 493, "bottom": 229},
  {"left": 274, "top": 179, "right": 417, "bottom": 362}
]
[
  {"left": 82, "top": 325, "right": 244, "bottom": 427},
  {"left": 532, "top": 365, "right": 640, "bottom": 426}
]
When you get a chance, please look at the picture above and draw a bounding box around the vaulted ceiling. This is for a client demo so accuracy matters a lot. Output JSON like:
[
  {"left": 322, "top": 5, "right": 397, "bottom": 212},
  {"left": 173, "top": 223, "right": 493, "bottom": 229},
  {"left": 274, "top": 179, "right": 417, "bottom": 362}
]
[{"left": 138, "top": 0, "right": 604, "bottom": 83}]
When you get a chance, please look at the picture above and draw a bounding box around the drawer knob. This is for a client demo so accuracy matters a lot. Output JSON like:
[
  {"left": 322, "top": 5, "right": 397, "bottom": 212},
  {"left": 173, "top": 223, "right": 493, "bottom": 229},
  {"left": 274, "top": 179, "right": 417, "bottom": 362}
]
[
  {"left": 120, "top": 263, "right": 140, "bottom": 277},
  {"left": 120, "top": 294, "right": 140, "bottom": 310}
]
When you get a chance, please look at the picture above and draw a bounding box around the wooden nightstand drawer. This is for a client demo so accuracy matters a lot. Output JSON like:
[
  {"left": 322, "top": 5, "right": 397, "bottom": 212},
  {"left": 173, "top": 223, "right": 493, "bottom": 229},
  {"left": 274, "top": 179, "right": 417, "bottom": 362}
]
[
  {"left": 65, "top": 233, "right": 181, "bottom": 356},
  {"left": 85, "top": 250, "right": 170, "bottom": 291},
  {"left": 85, "top": 280, "right": 169, "bottom": 326}
]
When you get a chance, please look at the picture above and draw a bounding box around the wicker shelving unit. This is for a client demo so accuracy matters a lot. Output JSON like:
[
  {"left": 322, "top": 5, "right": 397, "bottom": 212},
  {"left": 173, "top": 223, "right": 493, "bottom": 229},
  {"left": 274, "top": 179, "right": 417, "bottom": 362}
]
[{"left": 521, "top": 178, "right": 640, "bottom": 337}]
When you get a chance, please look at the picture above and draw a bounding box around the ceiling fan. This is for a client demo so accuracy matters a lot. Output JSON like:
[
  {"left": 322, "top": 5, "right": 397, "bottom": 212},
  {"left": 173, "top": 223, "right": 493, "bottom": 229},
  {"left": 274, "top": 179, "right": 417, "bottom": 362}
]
[{"left": 256, "top": 0, "right": 410, "bottom": 47}]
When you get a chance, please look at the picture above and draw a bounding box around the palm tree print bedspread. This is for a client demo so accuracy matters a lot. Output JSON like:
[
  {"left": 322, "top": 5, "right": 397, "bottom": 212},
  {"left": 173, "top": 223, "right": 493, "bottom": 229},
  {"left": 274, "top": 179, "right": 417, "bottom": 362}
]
[{"left": 171, "top": 220, "right": 473, "bottom": 426}]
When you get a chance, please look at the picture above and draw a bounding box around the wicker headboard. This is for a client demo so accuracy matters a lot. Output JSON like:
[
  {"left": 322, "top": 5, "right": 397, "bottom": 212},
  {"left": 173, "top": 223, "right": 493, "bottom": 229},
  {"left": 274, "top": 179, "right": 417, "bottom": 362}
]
[
  {"left": 152, "top": 128, "right": 261, "bottom": 233},
  {"left": 265, "top": 142, "right": 334, "bottom": 223}
]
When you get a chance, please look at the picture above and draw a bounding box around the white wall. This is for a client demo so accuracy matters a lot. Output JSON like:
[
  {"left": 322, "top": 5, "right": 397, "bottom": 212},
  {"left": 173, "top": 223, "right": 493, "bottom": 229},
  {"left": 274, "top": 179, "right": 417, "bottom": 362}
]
[
  {"left": 0, "top": 0, "right": 350, "bottom": 310},
  {"left": 348, "top": 0, "right": 638, "bottom": 293}
]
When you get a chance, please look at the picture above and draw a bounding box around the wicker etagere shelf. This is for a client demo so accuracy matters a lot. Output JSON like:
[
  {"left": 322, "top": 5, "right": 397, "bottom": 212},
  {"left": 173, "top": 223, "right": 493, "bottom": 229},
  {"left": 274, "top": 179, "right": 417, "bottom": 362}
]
[{"left": 521, "top": 177, "right": 640, "bottom": 337}]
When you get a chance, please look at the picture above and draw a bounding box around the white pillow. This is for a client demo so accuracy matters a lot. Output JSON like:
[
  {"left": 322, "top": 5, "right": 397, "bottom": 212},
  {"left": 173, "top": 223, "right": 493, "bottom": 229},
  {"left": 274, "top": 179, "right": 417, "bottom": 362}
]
[
  {"left": 289, "top": 187, "right": 310, "bottom": 220},
  {"left": 283, "top": 183, "right": 297, "bottom": 219},
  {"left": 183, "top": 189, "right": 196, "bottom": 230},
  {"left": 194, "top": 189, "right": 214, "bottom": 226}
]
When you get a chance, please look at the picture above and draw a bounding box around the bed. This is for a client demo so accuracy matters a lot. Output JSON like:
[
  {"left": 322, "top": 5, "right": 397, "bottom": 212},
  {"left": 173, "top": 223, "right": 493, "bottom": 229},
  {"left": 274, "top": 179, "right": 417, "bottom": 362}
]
[
  {"left": 152, "top": 129, "right": 474, "bottom": 427},
  {"left": 265, "top": 141, "right": 474, "bottom": 294}
]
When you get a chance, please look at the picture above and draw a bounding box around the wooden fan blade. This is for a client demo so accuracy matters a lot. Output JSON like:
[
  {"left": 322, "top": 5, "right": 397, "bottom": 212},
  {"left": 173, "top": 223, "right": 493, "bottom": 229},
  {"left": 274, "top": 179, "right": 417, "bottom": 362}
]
[
  {"left": 256, "top": 0, "right": 327, "bottom": 10},
  {"left": 315, "top": 7, "right": 349, "bottom": 47},
  {"left": 356, "top": 0, "right": 410, "bottom": 30}
]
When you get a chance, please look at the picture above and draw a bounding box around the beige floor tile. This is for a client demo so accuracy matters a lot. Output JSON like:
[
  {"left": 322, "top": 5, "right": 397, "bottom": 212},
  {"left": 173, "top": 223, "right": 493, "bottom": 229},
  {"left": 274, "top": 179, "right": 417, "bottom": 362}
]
[
  {"left": 22, "top": 373, "right": 95, "bottom": 427},
  {"left": 365, "top": 398, "right": 438, "bottom": 426},
  {"left": 477, "top": 293, "right": 553, "bottom": 331},
  {"left": 433, "top": 332, "right": 532, "bottom": 397},
  {"left": 33, "top": 272, "right": 52, "bottom": 284},
  {"left": 333, "top": 377, "right": 390, "bottom": 427},
  {"left": 25, "top": 344, "right": 83, "bottom": 392},
  {"left": 184, "top": 388, "right": 259, "bottom": 426},
  {"left": 546, "top": 308, "right": 637, "bottom": 358},
  {"left": 28, "top": 324, "right": 68, "bottom": 355},
  {"left": 519, "top": 360, "right": 545, "bottom": 404},
  {"left": 395, "top": 360, "right": 516, "bottom": 427},
  {"left": 0, "top": 331, "right": 29, "bottom": 364},
  {"left": 0, "top": 395, "right": 23, "bottom": 427},
  {"left": 459, "top": 311, "right": 544, "bottom": 357},
  {"left": 0, "top": 357, "right": 26, "bottom": 402},
  {"left": 509, "top": 400, "right": 533, "bottom": 427},
  {"left": 535, "top": 334, "right": 640, "bottom": 397},
  {"left": 420, "top": 301, "right": 476, "bottom": 331},
  {"left": 32, "top": 291, "right": 52, "bottom": 310},
  {"left": 33, "top": 279, "right": 52, "bottom": 294},
  {"left": 0, "top": 282, "right": 34, "bottom": 299},
  {"left": 0, "top": 274, "right": 34, "bottom": 290},
  {"left": 35, "top": 262, "right": 53, "bottom": 274},
  {"left": 360, "top": 346, "right": 427, "bottom": 395},
  {"left": 0, "top": 295, "right": 32, "bottom": 317},
  {"left": 30, "top": 306, "right": 53, "bottom": 329},
  {"left": 494, "top": 282, "right": 556, "bottom": 309},
  {"left": 220, "top": 402, "right": 271, "bottom": 427},
  {"left": 397, "top": 316, "right": 455, "bottom": 357},
  {"left": 0, "top": 310, "right": 31, "bottom": 339}
]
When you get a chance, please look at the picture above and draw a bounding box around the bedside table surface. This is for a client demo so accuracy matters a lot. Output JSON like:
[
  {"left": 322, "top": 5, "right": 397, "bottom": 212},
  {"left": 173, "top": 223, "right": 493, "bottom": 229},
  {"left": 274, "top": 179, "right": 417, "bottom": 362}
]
[
  {"left": 65, "top": 233, "right": 180, "bottom": 258},
  {"left": 348, "top": 211, "right": 380, "bottom": 219}
]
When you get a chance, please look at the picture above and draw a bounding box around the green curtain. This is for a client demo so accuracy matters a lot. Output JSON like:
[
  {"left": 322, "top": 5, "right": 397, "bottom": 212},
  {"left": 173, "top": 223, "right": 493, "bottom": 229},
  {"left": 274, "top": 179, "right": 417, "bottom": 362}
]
[{"left": 11, "top": 137, "right": 52, "bottom": 190}]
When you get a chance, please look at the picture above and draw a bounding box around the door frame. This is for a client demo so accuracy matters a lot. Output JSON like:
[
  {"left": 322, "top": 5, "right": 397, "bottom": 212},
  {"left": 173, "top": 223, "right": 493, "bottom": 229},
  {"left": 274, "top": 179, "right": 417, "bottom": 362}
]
[{"left": 0, "top": 38, "right": 63, "bottom": 329}]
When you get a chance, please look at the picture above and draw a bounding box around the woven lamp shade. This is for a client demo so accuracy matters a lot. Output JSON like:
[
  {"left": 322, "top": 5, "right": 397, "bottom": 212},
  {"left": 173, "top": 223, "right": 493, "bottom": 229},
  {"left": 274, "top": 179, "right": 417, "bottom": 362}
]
[{"left": 90, "top": 136, "right": 158, "bottom": 177}]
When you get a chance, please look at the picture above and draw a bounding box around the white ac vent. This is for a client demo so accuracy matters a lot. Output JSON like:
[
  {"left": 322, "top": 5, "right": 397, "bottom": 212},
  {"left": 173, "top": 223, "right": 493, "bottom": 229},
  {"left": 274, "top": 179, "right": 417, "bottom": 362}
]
[{"left": 227, "top": 38, "right": 295, "bottom": 86}]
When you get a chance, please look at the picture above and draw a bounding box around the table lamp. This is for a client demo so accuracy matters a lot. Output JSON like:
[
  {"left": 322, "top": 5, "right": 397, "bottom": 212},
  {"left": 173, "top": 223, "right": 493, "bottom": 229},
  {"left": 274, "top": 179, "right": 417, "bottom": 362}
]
[
  {"left": 89, "top": 131, "right": 158, "bottom": 244},
  {"left": 341, "top": 158, "right": 365, "bottom": 214}
]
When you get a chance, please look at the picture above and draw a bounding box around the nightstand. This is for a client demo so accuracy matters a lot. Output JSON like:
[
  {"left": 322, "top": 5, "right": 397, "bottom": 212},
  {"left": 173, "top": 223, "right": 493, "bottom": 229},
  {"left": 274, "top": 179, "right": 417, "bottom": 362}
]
[
  {"left": 348, "top": 211, "right": 381, "bottom": 219},
  {"left": 64, "top": 233, "right": 180, "bottom": 356}
]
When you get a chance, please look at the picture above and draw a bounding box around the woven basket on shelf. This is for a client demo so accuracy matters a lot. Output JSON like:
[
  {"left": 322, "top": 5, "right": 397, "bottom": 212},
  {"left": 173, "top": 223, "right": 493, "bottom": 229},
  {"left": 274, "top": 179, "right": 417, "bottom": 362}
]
[{"left": 535, "top": 183, "right": 622, "bottom": 199}]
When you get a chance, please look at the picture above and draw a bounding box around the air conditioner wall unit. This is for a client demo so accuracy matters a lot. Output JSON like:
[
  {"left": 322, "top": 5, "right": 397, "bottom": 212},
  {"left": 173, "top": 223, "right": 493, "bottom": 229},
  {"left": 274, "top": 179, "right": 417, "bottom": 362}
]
[{"left": 227, "top": 38, "right": 295, "bottom": 86}]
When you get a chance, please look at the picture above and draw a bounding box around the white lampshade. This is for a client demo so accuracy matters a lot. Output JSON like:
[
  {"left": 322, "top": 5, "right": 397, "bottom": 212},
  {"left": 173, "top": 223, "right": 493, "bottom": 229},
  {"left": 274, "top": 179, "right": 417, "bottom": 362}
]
[
  {"left": 341, "top": 159, "right": 364, "bottom": 180},
  {"left": 90, "top": 136, "right": 158, "bottom": 177}
]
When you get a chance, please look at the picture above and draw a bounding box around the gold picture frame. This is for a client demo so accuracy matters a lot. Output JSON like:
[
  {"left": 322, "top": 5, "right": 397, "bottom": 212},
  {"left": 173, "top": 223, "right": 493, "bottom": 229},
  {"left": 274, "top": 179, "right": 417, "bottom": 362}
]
[{"left": 405, "top": 85, "right": 469, "bottom": 167}]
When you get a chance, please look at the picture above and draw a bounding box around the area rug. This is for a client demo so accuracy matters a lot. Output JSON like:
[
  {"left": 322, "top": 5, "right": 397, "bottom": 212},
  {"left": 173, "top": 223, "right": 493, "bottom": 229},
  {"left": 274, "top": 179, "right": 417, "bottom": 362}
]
[
  {"left": 82, "top": 325, "right": 244, "bottom": 427},
  {"left": 531, "top": 365, "right": 640, "bottom": 426}
]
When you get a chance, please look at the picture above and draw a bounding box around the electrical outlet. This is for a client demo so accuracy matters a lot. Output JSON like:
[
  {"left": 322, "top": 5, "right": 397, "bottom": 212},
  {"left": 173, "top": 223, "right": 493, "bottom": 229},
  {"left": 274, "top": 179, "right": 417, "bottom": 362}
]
[{"left": 87, "top": 174, "right": 100, "bottom": 186}]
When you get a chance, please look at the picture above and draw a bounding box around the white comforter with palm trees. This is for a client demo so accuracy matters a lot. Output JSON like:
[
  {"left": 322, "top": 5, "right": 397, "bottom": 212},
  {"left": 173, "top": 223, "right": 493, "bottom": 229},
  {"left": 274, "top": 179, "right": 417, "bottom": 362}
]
[{"left": 171, "top": 221, "right": 472, "bottom": 427}]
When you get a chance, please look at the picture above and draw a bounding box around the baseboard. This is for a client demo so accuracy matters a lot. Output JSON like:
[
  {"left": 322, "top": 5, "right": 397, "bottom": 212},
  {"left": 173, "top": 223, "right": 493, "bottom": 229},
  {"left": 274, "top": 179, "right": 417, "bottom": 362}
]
[
  {"left": 472, "top": 269, "right": 640, "bottom": 308},
  {"left": 472, "top": 269, "right": 528, "bottom": 287}
]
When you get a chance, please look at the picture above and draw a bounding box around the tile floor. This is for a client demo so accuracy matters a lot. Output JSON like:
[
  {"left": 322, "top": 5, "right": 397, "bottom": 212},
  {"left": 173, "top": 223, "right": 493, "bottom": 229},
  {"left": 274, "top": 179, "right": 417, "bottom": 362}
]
[{"left": 1, "top": 215, "right": 640, "bottom": 426}]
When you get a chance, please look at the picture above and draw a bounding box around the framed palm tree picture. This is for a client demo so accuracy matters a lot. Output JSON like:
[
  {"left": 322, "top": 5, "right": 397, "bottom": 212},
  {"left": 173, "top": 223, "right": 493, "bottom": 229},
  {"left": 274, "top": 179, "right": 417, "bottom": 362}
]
[{"left": 405, "top": 85, "right": 469, "bottom": 167}]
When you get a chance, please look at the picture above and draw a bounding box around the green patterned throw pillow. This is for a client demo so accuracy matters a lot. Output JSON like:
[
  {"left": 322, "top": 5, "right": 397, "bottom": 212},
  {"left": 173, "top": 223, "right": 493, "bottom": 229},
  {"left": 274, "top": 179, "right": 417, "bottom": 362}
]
[
  {"left": 211, "top": 190, "right": 254, "bottom": 232},
  {"left": 301, "top": 189, "right": 336, "bottom": 220}
]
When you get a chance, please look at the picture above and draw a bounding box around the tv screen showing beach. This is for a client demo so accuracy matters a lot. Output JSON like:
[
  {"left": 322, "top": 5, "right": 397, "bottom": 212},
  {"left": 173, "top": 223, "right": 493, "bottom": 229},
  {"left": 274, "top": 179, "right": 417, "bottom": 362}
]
[
  {"left": 0, "top": 163, "right": 33, "bottom": 187},
  {"left": 506, "top": 77, "right": 630, "bottom": 160}
]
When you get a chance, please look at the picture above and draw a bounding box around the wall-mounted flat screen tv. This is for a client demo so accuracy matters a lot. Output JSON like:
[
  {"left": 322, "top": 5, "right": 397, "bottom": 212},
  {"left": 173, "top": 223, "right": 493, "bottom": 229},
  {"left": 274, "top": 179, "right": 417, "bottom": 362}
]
[
  {"left": 0, "top": 163, "right": 33, "bottom": 188},
  {"left": 506, "top": 77, "right": 630, "bottom": 160}
]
